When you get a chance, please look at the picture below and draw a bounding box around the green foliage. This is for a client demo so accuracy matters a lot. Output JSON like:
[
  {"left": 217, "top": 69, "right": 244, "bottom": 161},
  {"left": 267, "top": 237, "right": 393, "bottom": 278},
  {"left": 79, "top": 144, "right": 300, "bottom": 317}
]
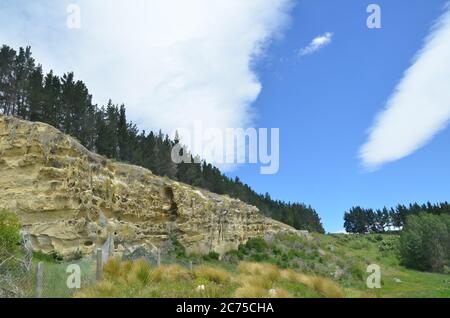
[
  {"left": 241, "top": 238, "right": 268, "bottom": 253},
  {"left": 344, "top": 202, "right": 450, "bottom": 234},
  {"left": 399, "top": 213, "right": 450, "bottom": 273},
  {"left": 169, "top": 235, "right": 187, "bottom": 259},
  {"left": 203, "top": 252, "right": 220, "bottom": 262},
  {"left": 378, "top": 239, "right": 396, "bottom": 254},
  {"left": 0, "top": 44, "right": 324, "bottom": 233},
  {"left": 0, "top": 210, "right": 21, "bottom": 258}
]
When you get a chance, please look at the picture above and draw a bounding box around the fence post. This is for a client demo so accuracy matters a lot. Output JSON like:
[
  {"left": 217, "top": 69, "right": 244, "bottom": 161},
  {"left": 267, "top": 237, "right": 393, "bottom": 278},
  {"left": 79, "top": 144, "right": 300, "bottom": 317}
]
[
  {"left": 109, "top": 234, "right": 115, "bottom": 257},
  {"left": 96, "top": 248, "right": 103, "bottom": 281},
  {"left": 189, "top": 260, "right": 193, "bottom": 272},
  {"left": 36, "top": 262, "right": 43, "bottom": 298},
  {"left": 157, "top": 248, "right": 161, "bottom": 267}
]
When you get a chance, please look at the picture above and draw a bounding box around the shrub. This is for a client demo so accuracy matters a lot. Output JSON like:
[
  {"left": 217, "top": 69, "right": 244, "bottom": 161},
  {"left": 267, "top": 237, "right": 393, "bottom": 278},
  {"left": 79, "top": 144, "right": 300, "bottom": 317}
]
[
  {"left": 251, "top": 252, "right": 270, "bottom": 262},
  {"left": 203, "top": 251, "right": 220, "bottom": 261},
  {"left": 399, "top": 213, "right": 450, "bottom": 273},
  {"left": 348, "top": 262, "right": 364, "bottom": 280},
  {"left": 169, "top": 235, "right": 186, "bottom": 258},
  {"left": 244, "top": 238, "right": 269, "bottom": 252},
  {"left": 0, "top": 210, "right": 21, "bottom": 258},
  {"left": 223, "top": 250, "right": 242, "bottom": 263}
]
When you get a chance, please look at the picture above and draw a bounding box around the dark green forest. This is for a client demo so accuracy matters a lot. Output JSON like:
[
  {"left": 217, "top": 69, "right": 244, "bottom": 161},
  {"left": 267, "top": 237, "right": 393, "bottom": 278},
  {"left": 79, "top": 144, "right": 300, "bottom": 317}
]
[
  {"left": 0, "top": 44, "right": 324, "bottom": 233},
  {"left": 343, "top": 202, "right": 450, "bottom": 234}
]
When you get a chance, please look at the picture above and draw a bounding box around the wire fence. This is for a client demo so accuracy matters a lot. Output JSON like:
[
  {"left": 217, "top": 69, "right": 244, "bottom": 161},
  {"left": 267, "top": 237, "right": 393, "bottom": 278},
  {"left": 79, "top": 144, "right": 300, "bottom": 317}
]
[
  {"left": 0, "top": 263, "right": 34, "bottom": 298},
  {"left": 1, "top": 245, "right": 204, "bottom": 298}
]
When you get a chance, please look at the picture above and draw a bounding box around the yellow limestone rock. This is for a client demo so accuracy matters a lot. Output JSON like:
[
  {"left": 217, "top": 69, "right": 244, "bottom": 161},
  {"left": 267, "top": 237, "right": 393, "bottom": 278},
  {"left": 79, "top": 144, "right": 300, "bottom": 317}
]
[{"left": 0, "top": 116, "right": 295, "bottom": 259}]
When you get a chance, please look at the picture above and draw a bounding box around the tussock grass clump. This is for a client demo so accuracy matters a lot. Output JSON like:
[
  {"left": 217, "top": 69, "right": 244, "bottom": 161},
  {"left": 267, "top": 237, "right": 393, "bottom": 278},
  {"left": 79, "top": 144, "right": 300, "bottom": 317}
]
[
  {"left": 239, "top": 274, "right": 273, "bottom": 290},
  {"left": 234, "top": 262, "right": 289, "bottom": 298},
  {"left": 280, "top": 269, "right": 313, "bottom": 287},
  {"left": 102, "top": 258, "right": 122, "bottom": 277},
  {"left": 127, "top": 259, "right": 152, "bottom": 285},
  {"left": 151, "top": 264, "right": 191, "bottom": 282},
  {"left": 234, "top": 262, "right": 343, "bottom": 298},
  {"left": 237, "top": 262, "right": 280, "bottom": 282},
  {"left": 77, "top": 259, "right": 344, "bottom": 298},
  {"left": 310, "top": 276, "right": 344, "bottom": 298},
  {"left": 280, "top": 269, "right": 343, "bottom": 298},
  {"left": 234, "top": 284, "right": 268, "bottom": 298},
  {"left": 193, "top": 266, "right": 230, "bottom": 284}
]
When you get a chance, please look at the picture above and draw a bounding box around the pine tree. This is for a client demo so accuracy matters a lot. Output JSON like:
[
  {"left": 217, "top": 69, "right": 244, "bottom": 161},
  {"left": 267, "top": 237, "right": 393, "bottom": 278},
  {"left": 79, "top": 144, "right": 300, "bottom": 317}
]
[
  {"left": 28, "top": 65, "right": 45, "bottom": 121},
  {"left": 117, "top": 104, "right": 128, "bottom": 161},
  {"left": 42, "top": 71, "right": 62, "bottom": 128},
  {"left": 15, "top": 47, "right": 35, "bottom": 118},
  {"left": 0, "top": 45, "right": 17, "bottom": 115}
]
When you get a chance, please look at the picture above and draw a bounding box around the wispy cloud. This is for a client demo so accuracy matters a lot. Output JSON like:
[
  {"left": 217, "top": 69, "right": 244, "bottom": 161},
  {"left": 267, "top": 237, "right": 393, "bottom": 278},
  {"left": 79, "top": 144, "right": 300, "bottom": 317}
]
[
  {"left": 299, "top": 32, "right": 333, "bottom": 56},
  {"left": 360, "top": 5, "right": 450, "bottom": 170}
]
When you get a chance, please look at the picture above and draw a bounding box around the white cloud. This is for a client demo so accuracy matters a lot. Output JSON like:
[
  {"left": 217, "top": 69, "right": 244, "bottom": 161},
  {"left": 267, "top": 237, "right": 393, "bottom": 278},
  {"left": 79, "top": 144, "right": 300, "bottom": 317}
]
[
  {"left": 299, "top": 32, "right": 333, "bottom": 56},
  {"left": 0, "top": 0, "right": 293, "bottom": 165},
  {"left": 360, "top": 5, "right": 450, "bottom": 170}
]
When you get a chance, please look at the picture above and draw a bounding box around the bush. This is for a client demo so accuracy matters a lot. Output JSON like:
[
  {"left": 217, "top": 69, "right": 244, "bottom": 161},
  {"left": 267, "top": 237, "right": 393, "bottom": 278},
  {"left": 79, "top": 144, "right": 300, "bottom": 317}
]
[
  {"left": 0, "top": 210, "right": 21, "bottom": 258},
  {"left": 244, "top": 238, "right": 269, "bottom": 252},
  {"left": 169, "top": 235, "right": 186, "bottom": 259},
  {"left": 203, "top": 251, "right": 220, "bottom": 261},
  {"left": 399, "top": 213, "right": 450, "bottom": 273}
]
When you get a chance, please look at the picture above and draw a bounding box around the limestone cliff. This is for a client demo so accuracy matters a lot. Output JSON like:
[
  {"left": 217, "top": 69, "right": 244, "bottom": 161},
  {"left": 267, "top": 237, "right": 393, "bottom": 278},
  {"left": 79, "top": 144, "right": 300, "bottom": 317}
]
[{"left": 0, "top": 116, "right": 295, "bottom": 259}]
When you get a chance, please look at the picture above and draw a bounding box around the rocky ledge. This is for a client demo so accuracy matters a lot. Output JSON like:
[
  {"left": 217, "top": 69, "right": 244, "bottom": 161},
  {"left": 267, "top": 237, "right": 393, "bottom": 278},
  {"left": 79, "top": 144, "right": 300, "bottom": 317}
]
[{"left": 0, "top": 116, "right": 296, "bottom": 259}]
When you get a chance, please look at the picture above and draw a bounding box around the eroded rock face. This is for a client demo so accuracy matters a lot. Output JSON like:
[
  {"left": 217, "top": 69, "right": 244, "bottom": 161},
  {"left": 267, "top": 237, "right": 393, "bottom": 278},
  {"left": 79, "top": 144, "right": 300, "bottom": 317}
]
[{"left": 0, "top": 116, "right": 294, "bottom": 259}]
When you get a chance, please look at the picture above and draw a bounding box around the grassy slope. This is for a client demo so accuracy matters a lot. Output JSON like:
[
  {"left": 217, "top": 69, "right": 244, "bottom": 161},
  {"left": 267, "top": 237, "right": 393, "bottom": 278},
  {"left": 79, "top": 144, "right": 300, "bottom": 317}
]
[
  {"left": 32, "top": 233, "right": 450, "bottom": 298},
  {"left": 309, "top": 233, "right": 450, "bottom": 298}
]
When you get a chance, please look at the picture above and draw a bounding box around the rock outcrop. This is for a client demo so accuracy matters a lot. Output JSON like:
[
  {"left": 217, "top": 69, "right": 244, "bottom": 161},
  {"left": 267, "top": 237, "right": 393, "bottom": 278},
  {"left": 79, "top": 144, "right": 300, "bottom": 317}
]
[{"left": 0, "top": 116, "right": 295, "bottom": 259}]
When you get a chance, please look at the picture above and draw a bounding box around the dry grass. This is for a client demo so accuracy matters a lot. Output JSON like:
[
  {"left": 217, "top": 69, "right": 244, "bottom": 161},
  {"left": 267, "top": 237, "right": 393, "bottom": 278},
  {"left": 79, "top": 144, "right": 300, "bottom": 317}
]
[
  {"left": 127, "top": 259, "right": 152, "bottom": 285},
  {"left": 234, "top": 262, "right": 293, "bottom": 298},
  {"left": 281, "top": 269, "right": 313, "bottom": 286},
  {"left": 237, "top": 262, "right": 280, "bottom": 282},
  {"left": 239, "top": 274, "right": 273, "bottom": 290},
  {"left": 75, "top": 280, "right": 117, "bottom": 298},
  {"left": 280, "top": 269, "right": 343, "bottom": 298},
  {"left": 150, "top": 264, "right": 191, "bottom": 282},
  {"left": 102, "top": 258, "right": 122, "bottom": 277},
  {"left": 270, "top": 288, "right": 293, "bottom": 298},
  {"left": 77, "top": 259, "right": 344, "bottom": 298},
  {"left": 193, "top": 265, "right": 230, "bottom": 284},
  {"left": 309, "top": 276, "right": 344, "bottom": 298},
  {"left": 234, "top": 284, "right": 268, "bottom": 298}
]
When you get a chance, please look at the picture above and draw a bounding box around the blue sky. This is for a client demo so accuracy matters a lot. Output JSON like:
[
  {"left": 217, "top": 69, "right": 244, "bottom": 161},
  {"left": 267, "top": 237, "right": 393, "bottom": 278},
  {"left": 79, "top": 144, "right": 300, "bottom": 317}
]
[
  {"left": 225, "top": 0, "right": 450, "bottom": 232},
  {"left": 1, "top": 1, "right": 450, "bottom": 233}
]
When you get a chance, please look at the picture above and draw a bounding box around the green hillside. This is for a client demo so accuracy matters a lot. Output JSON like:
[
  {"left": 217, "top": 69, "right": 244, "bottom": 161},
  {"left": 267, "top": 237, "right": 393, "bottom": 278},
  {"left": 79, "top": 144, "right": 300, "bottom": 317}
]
[{"left": 21, "top": 232, "right": 450, "bottom": 298}]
